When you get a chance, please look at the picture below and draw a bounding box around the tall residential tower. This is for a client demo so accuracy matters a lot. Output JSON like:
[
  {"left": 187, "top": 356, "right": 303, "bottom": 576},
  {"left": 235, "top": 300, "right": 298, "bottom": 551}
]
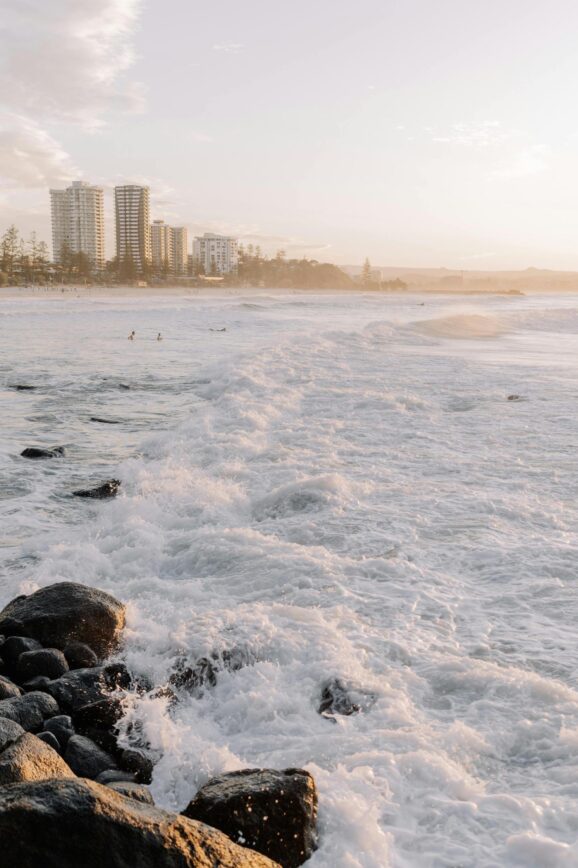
[
  {"left": 49, "top": 181, "right": 105, "bottom": 268},
  {"left": 114, "top": 185, "right": 151, "bottom": 274}
]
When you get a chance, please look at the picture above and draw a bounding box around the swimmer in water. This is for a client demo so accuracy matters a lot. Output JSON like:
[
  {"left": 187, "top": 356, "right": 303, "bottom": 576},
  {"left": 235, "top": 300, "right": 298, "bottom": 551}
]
[
  {"left": 128, "top": 330, "right": 135, "bottom": 340},
  {"left": 157, "top": 332, "right": 162, "bottom": 341}
]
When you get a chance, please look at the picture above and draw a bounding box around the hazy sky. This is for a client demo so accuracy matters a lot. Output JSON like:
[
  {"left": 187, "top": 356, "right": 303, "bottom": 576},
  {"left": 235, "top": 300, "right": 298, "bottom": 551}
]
[{"left": 2, "top": 0, "right": 578, "bottom": 268}]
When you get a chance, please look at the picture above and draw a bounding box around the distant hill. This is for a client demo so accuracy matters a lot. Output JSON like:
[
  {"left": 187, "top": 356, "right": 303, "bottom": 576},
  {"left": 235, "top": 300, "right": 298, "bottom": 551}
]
[{"left": 342, "top": 265, "right": 578, "bottom": 292}]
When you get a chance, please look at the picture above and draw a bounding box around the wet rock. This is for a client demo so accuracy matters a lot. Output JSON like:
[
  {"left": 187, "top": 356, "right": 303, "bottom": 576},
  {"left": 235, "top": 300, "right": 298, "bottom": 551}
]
[
  {"left": 120, "top": 747, "right": 154, "bottom": 784},
  {"left": 0, "top": 582, "right": 126, "bottom": 658},
  {"left": 16, "top": 648, "right": 69, "bottom": 682},
  {"left": 182, "top": 768, "right": 318, "bottom": 868},
  {"left": 170, "top": 647, "right": 253, "bottom": 693},
  {"left": 20, "top": 446, "right": 64, "bottom": 459},
  {"left": 63, "top": 641, "right": 98, "bottom": 669},
  {"left": 65, "top": 734, "right": 117, "bottom": 779},
  {"left": 0, "top": 778, "right": 279, "bottom": 868},
  {"left": 89, "top": 416, "right": 120, "bottom": 424},
  {"left": 107, "top": 781, "right": 155, "bottom": 805},
  {"left": 42, "top": 715, "right": 74, "bottom": 749},
  {"left": 0, "top": 718, "right": 25, "bottom": 752},
  {"left": 72, "top": 479, "right": 121, "bottom": 500},
  {"left": 45, "top": 663, "right": 131, "bottom": 712},
  {"left": 36, "top": 730, "right": 61, "bottom": 752},
  {"left": 318, "top": 678, "right": 375, "bottom": 718},
  {"left": 1, "top": 636, "right": 42, "bottom": 669},
  {"left": 96, "top": 768, "right": 137, "bottom": 785},
  {"left": 21, "top": 676, "right": 52, "bottom": 693},
  {"left": 0, "top": 691, "right": 60, "bottom": 731},
  {"left": 11, "top": 385, "right": 37, "bottom": 391},
  {"left": 0, "top": 732, "right": 75, "bottom": 784},
  {"left": 0, "top": 676, "right": 21, "bottom": 699},
  {"left": 507, "top": 394, "right": 521, "bottom": 401},
  {"left": 72, "top": 697, "right": 124, "bottom": 753}
]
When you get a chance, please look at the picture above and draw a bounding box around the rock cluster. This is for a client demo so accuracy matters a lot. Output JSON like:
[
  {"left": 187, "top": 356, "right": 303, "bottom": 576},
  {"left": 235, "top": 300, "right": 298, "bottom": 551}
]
[{"left": 0, "top": 582, "right": 318, "bottom": 866}]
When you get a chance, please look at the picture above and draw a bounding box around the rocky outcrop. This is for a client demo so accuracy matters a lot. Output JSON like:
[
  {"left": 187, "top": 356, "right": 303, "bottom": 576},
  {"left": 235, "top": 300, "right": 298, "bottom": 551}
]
[
  {"left": 0, "top": 583, "right": 125, "bottom": 658},
  {"left": 0, "top": 778, "right": 280, "bottom": 867},
  {"left": 0, "top": 732, "right": 75, "bottom": 784},
  {"left": 182, "top": 768, "right": 318, "bottom": 867},
  {"left": 72, "top": 480, "right": 121, "bottom": 500},
  {"left": 20, "top": 447, "right": 64, "bottom": 459}
]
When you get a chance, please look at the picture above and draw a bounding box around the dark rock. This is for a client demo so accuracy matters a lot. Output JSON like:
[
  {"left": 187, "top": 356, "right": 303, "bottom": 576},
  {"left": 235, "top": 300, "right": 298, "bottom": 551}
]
[
  {"left": 120, "top": 747, "right": 154, "bottom": 784},
  {"left": 96, "top": 768, "right": 137, "bottom": 785},
  {"left": 89, "top": 417, "right": 120, "bottom": 424},
  {"left": 36, "top": 731, "right": 61, "bottom": 753},
  {"left": 1, "top": 636, "right": 42, "bottom": 669},
  {"left": 72, "top": 697, "right": 124, "bottom": 753},
  {"left": 169, "top": 647, "right": 252, "bottom": 694},
  {"left": 318, "top": 678, "right": 375, "bottom": 718},
  {"left": 65, "top": 734, "right": 117, "bottom": 779},
  {"left": 507, "top": 394, "right": 521, "bottom": 401},
  {"left": 182, "top": 768, "right": 318, "bottom": 867},
  {"left": 63, "top": 641, "right": 98, "bottom": 669},
  {"left": 45, "top": 663, "right": 131, "bottom": 712},
  {"left": 20, "top": 446, "right": 64, "bottom": 459},
  {"left": 0, "top": 582, "right": 126, "bottom": 658},
  {"left": 42, "top": 715, "right": 74, "bottom": 749},
  {"left": 0, "top": 778, "right": 279, "bottom": 867},
  {"left": 0, "top": 732, "right": 75, "bottom": 784},
  {"left": 0, "top": 718, "right": 25, "bottom": 752},
  {"left": 11, "top": 385, "right": 37, "bottom": 391},
  {"left": 17, "top": 648, "right": 69, "bottom": 682},
  {"left": 21, "top": 676, "right": 52, "bottom": 693},
  {"left": 0, "top": 675, "right": 21, "bottom": 699},
  {"left": 107, "top": 781, "right": 155, "bottom": 805},
  {"left": 72, "top": 480, "right": 121, "bottom": 500},
  {"left": 0, "top": 691, "right": 59, "bottom": 731}
]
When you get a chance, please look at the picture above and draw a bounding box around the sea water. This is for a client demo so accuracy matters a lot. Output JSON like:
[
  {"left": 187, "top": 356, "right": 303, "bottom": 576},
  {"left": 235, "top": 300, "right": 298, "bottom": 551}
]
[{"left": 1, "top": 290, "right": 578, "bottom": 867}]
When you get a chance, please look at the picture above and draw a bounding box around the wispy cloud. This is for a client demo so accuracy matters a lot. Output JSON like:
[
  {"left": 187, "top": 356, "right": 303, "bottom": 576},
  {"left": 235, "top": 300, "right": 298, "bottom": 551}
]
[
  {"left": 0, "top": 113, "right": 78, "bottom": 187},
  {"left": 491, "top": 145, "right": 549, "bottom": 179},
  {"left": 432, "top": 121, "right": 512, "bottom": 149},
  {"left": 212, "top": 42, "right": 244, "bottom": 54}
]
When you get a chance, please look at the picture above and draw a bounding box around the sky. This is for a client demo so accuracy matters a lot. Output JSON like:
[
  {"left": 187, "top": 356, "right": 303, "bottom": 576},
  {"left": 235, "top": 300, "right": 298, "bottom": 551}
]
[{"left": 1, "top": 0, "right": 578, "bottom": 269}]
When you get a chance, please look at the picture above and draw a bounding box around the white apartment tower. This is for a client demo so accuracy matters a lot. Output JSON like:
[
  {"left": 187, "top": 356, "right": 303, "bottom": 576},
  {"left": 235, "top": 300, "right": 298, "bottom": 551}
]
[
  {"left": 151, "top": 220, "right": 173, "bottom": 271},
  {"left": 49, "top": 181, "right": 105, "bottom": 268},
  {"left": 114, "top": 185, "right": 151, "bottom": 273},
  {"left": 193, "top": 233, "right": 238, "bottom": 275},
  {"left": 171, "top": 227, "right": 188, "bottom": 275}
]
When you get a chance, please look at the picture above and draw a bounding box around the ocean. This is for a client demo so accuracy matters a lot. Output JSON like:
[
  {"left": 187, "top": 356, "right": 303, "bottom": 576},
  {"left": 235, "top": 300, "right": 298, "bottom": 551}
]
[{"left": 2, "top": 289, "right": 578, "bottom": 867}]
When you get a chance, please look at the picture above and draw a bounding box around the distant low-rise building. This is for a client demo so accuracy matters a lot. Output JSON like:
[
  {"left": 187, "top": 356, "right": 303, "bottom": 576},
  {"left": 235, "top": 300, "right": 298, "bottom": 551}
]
[
  {"left": 49, "top": 181, "right": 105, "bottom": 268},
  {"left": 193, "top": 233, "right": 238, "bottom": 275}
]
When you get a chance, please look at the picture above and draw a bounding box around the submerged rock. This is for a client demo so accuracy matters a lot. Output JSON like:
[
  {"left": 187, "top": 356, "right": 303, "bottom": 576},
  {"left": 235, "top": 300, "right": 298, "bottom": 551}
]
[
  {"left": 72, "top": 480, "right": 121, "bottom": 500},
  {"left": 318, "top": 678, "right": 375, "bottom": 718},
  {"left": 0, "top": 732, "right": 75, "bottom": 784},
  {"left": 89, "top": 416, "right": 120, "bottom": 424},
  {"left": 11, "top": 385, "right": 37, "bottom": 391},
  {"left": 0, "top": 778, "right": 279, "bottom": 867},
  {"left": 169, "top": 647, "right": 253, "bottom": 693},
  {"left": 20, "top": 447, "right": 64, "bottom": 459},
  {"left": 182, "top": 768, "right": 318, "bottom": 867},
  {"left": 0, "top": 582, "right": 126, "bottom": 658}
]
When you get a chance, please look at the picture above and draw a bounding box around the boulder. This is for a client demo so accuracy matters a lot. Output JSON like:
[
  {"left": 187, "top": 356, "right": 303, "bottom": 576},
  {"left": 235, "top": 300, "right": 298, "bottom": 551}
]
[
  {"left": 20, "top": 447, "right": 64, "bottom": 459},
  {"left": 1, "top": 636, "right": 42, "bottom": 669},
  {"left": 72, "top": 480, "right": 121, "bottom": 500},
  {"left": 0, "top": 778, "right": 279, "bottom": 867},
  {"left": 95, "top": 768, "right": 137, "bottom": 785},
  {"left": 63, "top": 641, "right": 98, "bottom": 669},
  {"left": 0, "top": 718, "right": 25, "bottom": 752},
  {"left": 42, "top": 715, "right": 74, "bottom": 749},
  {"left": 12, "top": 385, "right": 37, "bottom": 391},
  {"left": 0, "top": 691, "right": 59, "bottom": 731},
  {"left": 317, "top": 678, "right": 375, "bottom": 718},
  {"left": 89, "top": 417, "right": 120, "bottom": 424},
  {"left": 17, "top": 648, "right": 69, "bottom": 682},
  {"left": 21, "top": 676, "right": 52, "bottom": 693},
  {"left": 0, "top": 732, "right": 75, "bottom": 784},
  {"left": 182, "top": 768, "right": 318, "bottom": 867},
  {"left": 72, "top": 697, "right": 123, "bottom": 752},
  {"left": 64, "top": 734, "right": 117, "bottom": 779},
  {"left": 36, "top": 731, "right": 61, "bottom": 753},
  {"left": 45, "top": 663, "right": 130, "bottom": 712},
  {"left": 120, "top": 747, "right": 154, "bottom": 784},
  {"left": 0, "top": 675, "right": 21, "bottom": 699},
  {"left": 107, "top": 781, "right": 155, "bottom": 805},
  {"left": 0, "top": 582, "right": 125, "bottom": 658}
]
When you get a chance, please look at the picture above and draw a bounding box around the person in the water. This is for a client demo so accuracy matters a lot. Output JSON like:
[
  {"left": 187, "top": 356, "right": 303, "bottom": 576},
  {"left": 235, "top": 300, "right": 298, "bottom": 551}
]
[
  {"left": 157, "top": 332, "right": 162, "bottom": 341},
  {"left": 128, "top": 331, "right": 135, "bottom": 340}
]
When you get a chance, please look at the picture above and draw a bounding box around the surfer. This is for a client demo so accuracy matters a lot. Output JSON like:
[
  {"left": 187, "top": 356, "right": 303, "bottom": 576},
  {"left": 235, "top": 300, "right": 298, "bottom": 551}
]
[
  {"left": 128, "top": 331, "right": 135, "bottom": 340},
  {"left": 157, "top": 332, "right": 163, "bottom": 341}
]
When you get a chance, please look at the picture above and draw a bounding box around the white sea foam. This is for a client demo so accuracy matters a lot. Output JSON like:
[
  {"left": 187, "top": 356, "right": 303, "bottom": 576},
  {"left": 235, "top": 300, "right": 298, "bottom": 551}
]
[{"left": 2, "top": 291, "right": 578, "bottom": 866}]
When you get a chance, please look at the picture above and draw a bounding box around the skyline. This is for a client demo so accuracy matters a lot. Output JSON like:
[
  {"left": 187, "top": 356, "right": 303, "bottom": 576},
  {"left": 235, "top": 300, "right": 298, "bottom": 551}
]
[{"left": 2, "top": 1, "right": 578, "bottom": 268}]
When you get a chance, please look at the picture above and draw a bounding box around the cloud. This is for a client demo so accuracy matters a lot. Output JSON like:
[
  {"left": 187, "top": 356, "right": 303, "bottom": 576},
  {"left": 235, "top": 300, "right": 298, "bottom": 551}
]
[
  {"left": 431, "top": 121, "right": 512, "bottom": 149},
  {"left": 212, "top": 42, "right": 244, "bottom": 53},
  {"left": 0, "top": 113, "right": 78, "bottom": 187},
  {"left": 491, "top": 145, "right": 549, "bottom": 179},
  {"left": 0, "top": 0, "right": 145, "bottom": 128}
]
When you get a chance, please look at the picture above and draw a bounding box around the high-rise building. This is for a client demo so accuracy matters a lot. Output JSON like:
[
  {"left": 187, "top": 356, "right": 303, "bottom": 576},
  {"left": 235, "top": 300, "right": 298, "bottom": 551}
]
[
  {"left": 49, "top": 181, "right": 105, "bottom": 268},
  {"left": 193, "top": 233, "right": 238, "bottom": 275},
  {"left": 151, "top": 220, "right": 173, "bottom": 272},
  {"left": 170, "top": 227, "right": 188, "bottom": 275},
  {"left": 114, "top": 185, "right": 151, "bottom": 273}
]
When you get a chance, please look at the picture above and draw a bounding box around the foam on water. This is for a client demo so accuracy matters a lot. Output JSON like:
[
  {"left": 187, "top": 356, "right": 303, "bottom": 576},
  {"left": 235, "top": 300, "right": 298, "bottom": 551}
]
[{"left": 2, "top": 291, "right": 578, "bottom": 866}]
